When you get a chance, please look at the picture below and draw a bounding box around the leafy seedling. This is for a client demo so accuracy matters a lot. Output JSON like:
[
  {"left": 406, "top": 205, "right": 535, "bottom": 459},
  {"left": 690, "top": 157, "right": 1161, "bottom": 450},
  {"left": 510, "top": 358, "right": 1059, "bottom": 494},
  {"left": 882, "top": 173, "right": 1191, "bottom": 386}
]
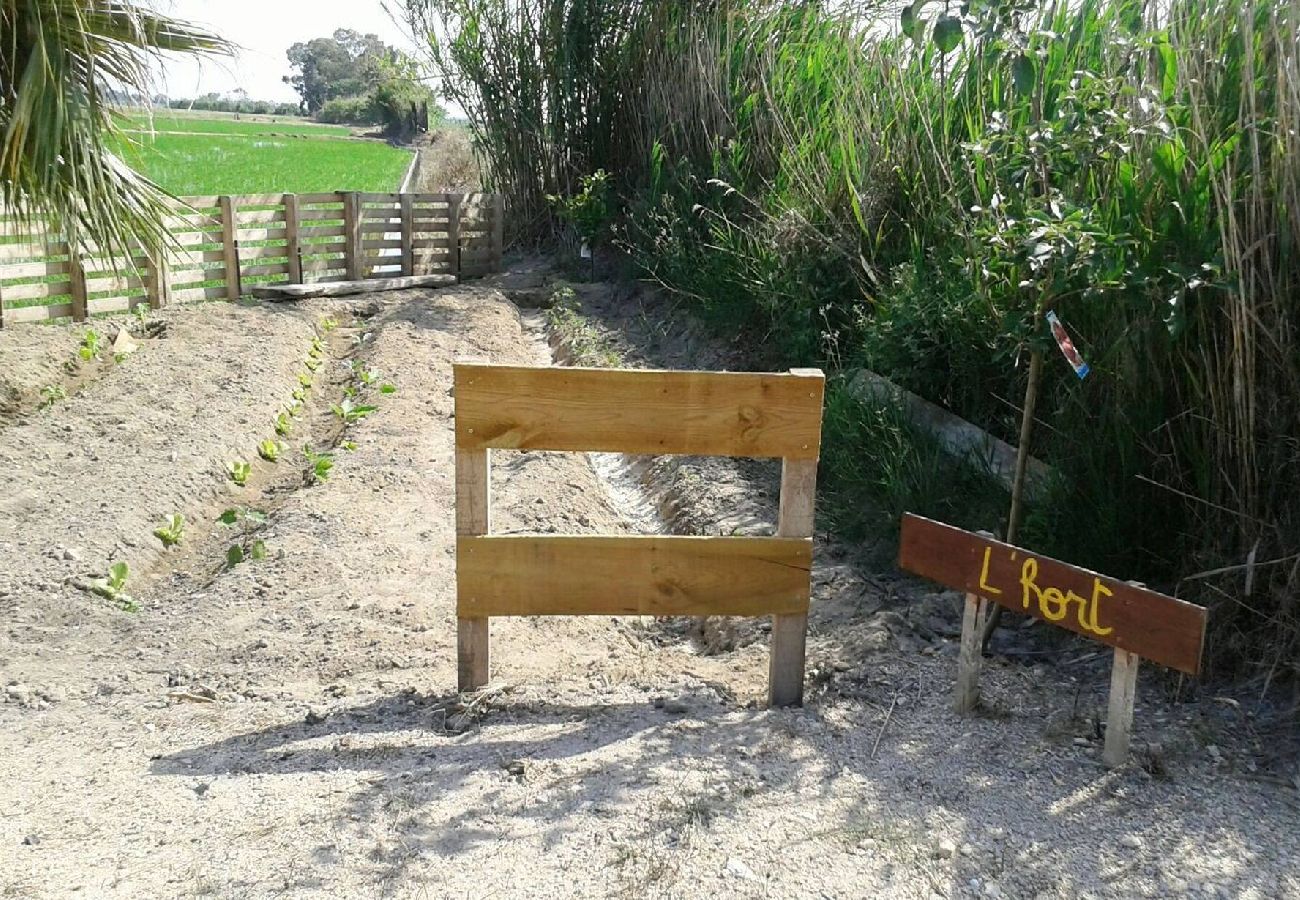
[
  {"left": 292, "top": 387, "right": 307, "bottom": 402},
  {"left": 92, "top": 561, "right": 137, "bottom": 611},
  {"left": 40, "top": 385, "right": 67, "bottom": 409},
  {"left": 342, "top": 384, "right": 357, "bottom": 399},
  {"left": 303, "top": 445, "right": 334, "bottom": 484},
  {"left": 230, "top": 460, "right": 252, "bottom": 486},
  {"left": 340, "top": 440, "right": 357, "bottom": 452},
  {"left": 304, "top": 357, "right": 321, "bottom": 372},
  {"left": 320, "top": 317, "right": 338, "bottom": 333},
  {"left": 379, "top": 383, "right": 397, "bottom": 395},
  {"left": 133, "top": 304, "right": 149, "bottom": 327},
  {"left": 153, "top": 514, "right": 185, "bottom": 548},
  {"left": 311, "top": 336, "right": 324, "bottom": 352},
  {"left": 258, "top": 439, "right": 281, "bottom": 462},
  {"left": 113, "top": 353, "right": 128, "bottom": 364},
  {"left": 78, "top": 329, "right": 101, "bottom": 361},
  {"left": 331, "top": 397, "right": 377, "bottom": 424},
  {"left": 219, "top": 507, "right": 269, "bottom": 568},
  {"left": 357, "top": 366, "right": 379, "bottom": 386},
  {"left": 288, "top": 401, "right": 304, "bottom": 417},
  {"left": 297, "top": 372, "right": 313, "bottom": 388},
  {"left": 275, "top": 413, "right": 292, "bottom": 436}
]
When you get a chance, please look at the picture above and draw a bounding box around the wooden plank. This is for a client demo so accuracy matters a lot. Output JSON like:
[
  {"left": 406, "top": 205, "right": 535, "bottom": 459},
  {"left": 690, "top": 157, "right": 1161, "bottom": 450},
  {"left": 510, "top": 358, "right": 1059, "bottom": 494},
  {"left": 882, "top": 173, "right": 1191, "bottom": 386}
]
[
  {"left": 897, "top": 514, "right": 1208, "bottom": 675},
  {"left": 240, "top": 263, "right": 290, "bottom": 278},
  {"left": 236, "top": 209, "right": 286, "bottom": 226},
  {"left": 218, "top": 195, "right": 240, "bottom": 301},
  {"left": 447, "top": 193, "right": 461, "bottom": 278},
  {"left": 283, "top": 194, "right": 302, "bottom": 284},
  {"left": 298, "top": 208, "right": 345, "bottom": 221},
  {"left": 87, "top": 296, "right": 132, "bottom": 314},
  {"left": 0, "top": 282, "right": 4, "bottom": 328},
  {"left": 358, "top": 192, "right": 399, "bottom": 203},
  {"left": 238, "top": 244, "right": 289, "bottom": 261},
  {"left": 402, "top": 193, "right": 414, "bottom": 277},
  {"left": 67, "top": 238, "right": 87, "bottom": 322},
  {"left": 4, "top": 301, "right": 74, "bottom": 323},
  {"left": 296, "top": 192, "right": 343, "bottom": 205},
  {"left": 454, "top": 364, "right": 825, "bottom": 459},
  {"left": 343, "top": 192, "right": 362, "bottom": 281},
  {"left": 169, "top": 249, "right": 227, "bottom": 266},
  {"left": 299, "top": 225, "right": 346, "bottom": 240},
  {"left": 457, "top": 401, "right": 491, "bottom": 692},
  {"left": 236, "top": 227, "right": 287, "bottom": 242},
  {"left": 172, "top": 195, "right": 221, "bottom": 209},
  {"left": 0, "top": 241, "right": 68, "bottom": 263},
  {"left": 362, "top": 239, "right": 402, "bottom": 250},
  {"left": 492, "top": 194, "right": 504, "bottom": 270},
  {"left": 410, "top": 238, "right": 452, "bottom": 250},
  {"left": 171, "top": 285, "right": 230, "bottom": 303},
  {"left": 2, "top": 260, "right": 70, "bottom": 279},
  {"left": 955, "top": 592, "right": 990, "bottom": 714},
  {"left": 250, "top": 273, "right": 456, "bottom": 300},
  {"left": 769, "top": 402, "right": 819, "bottom": 708},
  {"left": 2, "top": 281, "right": 70, "bottom": 301},
  {"left": 1103, "top": 648, "right": 1140, "bottom": 766},
  {"left": 144, "top": 252, "right": 169, "bottom": 309},
  {"left": 458, "top": 535, "right": 812, "bottom": 618},
  {"left": 360, "top": 222, "right": 400, "bottom": 234},
  {"left": 229, "top": 193, "right": 286, "bottom": 207}
]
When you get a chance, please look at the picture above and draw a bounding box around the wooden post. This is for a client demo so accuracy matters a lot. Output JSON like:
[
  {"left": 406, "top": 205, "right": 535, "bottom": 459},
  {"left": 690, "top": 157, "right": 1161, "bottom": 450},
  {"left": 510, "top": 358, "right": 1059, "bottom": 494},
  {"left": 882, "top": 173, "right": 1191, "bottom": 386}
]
[
  {"left": 0, "top": 282, "right": 6, "bottom": 328},
  {"left": 955, "top": 592, "right": 990, "bottom": 714},
  {"left": 491, "top": 194, "right": 505, "bottom": 271},
  {"left": 343, "top": 192, "right": 363, "bottom": 281},
  {"left": 283, "top": 193, "right": 302, "bottom": 284},
  {"left": 144, "top": 251, "right": 169, "bottom": 309},
  {"left": 218, "top": 195, "right": 240, "bottom": 301},
  {"left": 448, "top": 193, "right": 462, "bottom": 279},
  {"left": 768, "top": 367, "right": 821, "bottom": 707},
  {"left": 400, "top": 193, "right": 415, "bottom": 277},
  {"left": 66, "top": 230, "right": 88, "bottom": 322},
  {"left": 457, "top": 356, "right": 491, "bottom": 691},
  {"left": 1103, "top": 648, "right": 1140, "bottom": 767}
]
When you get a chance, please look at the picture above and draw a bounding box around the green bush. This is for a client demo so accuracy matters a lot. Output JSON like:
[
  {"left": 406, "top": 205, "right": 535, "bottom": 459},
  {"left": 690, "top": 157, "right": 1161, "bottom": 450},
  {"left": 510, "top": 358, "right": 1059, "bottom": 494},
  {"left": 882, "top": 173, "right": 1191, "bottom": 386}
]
[{"left": 317, "top": 95, "right": 379, "bottom": 125}]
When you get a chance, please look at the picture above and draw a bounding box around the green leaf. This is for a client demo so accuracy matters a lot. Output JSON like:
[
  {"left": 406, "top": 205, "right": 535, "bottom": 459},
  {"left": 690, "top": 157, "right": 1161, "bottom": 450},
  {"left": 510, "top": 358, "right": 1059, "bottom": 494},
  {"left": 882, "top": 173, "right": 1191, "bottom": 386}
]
[
  {"left": 933, "top": 15, "right": 962, "bottom": 53},
  {"left": 379, "top": 383, "right": 397, "bottom": 394},
  {"left": 226, "top": 545, "right": 244, "bottom": 567},
  {"left": 1011, "top": 53, "right": 1035, "bottom": 95},
  {"left": 250, "top": 541, "right": 268, "bottom": 560},
  {"left": 108, "top": 562, "right": 129, "bottom": 591},
  {"left": 218, "top": 509, "right": 239, "bottom": 525},
  {"left": 901, "top": 1, "right": 924, "bottom": 40}
]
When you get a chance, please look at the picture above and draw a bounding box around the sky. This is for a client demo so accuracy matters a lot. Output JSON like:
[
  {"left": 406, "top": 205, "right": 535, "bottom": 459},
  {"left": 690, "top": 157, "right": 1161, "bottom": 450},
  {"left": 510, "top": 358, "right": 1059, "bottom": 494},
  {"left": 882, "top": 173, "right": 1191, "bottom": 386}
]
[{"left": 148, "top": 0, "right": 423, "bottom": 104}]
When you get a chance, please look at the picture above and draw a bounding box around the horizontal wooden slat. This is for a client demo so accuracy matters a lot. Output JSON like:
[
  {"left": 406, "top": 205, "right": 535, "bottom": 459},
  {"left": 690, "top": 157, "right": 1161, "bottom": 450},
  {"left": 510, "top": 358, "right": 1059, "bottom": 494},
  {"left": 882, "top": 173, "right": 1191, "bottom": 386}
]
[
  {"left": 3, "top": 281, "right": 70, "bottom": 301},
  {"left": 898, "top": 514, "right": 1208, "bottom": 675},
  {"left": 238, "top": 244, "right": 288, "bottom": 261},
  {"left": 230, "top": 193, "right": 286, "bottom": 207},
  {"left": 0, "top": 241, "right": 67, "bottom": 262},
  {"left": 169, "top": 249, "right": 227, "bottom": 265},
  {"left": 297, "top": 192, "right": 343, "bottom": 205},
  {"left": 173, "top": 230, "right": 224, "bottom": 244},
  {"left": 240, "top": 263, "right": 290, "bottom": 277},
  {"left": 171, "top": 196, "right": 220, "bottom": 210},
  {"left": 4, "top": 301, "right": 74, "bottom": 323},
  {"left": 236, "top": 209, "right": 286, "bottom": 225},
  {"left": 171, "top": 286, "right": 230, "bottom": 303},
  {"left": 455, "top": 364, "right": 824, "bottom": 459},
  {"left": 236, "top": 227, "right": 287, "bottom": 242},
  {"left": 301, "top": 258, "right": 345, "bottom": 273},
  {"left": 1, "top": 260, "right": 69, "bottom": 279},
  {"left": 300, "top": 226, "right": 346, "bottom": 240},
  {"left": 358, "top": 192, "right": 399, "bottom": 203},
  {"left": 410, "top": 239, "right": 451, "bottom": 250},
  {"left": 362, "top": 239, "right": 402, "bottom": 250},
  {"left": 361, "top": 222, "right": 399, "bottom": 234},
  {"left": 87, "top": 296, "right": 132, "bottom": 314},
  {"left": 299, "top": 208, "right": 344, "bottom": 221},
  {"left": 86, "top": 275, "right": 143, "bottom": 293},
  {"left": 458, "top": 535, "right": 812, "bottom": 617}
]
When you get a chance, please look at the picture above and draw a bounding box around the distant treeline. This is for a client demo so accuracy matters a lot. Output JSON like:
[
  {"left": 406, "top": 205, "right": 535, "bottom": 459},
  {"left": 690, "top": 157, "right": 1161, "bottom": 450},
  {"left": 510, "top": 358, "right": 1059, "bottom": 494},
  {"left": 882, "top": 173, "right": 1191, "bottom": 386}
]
[{"left": 165, "top": 95, "right": 303, "bottom": 117}]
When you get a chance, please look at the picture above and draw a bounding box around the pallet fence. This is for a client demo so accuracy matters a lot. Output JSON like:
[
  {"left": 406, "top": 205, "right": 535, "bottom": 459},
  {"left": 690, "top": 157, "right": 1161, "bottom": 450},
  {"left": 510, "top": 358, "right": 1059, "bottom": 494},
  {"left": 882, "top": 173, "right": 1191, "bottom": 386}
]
[
  {"left": 0, "top": 191, "right": 504, "bottom": 327},
  {"left": 453, "top": 361, "right": 827, "bottom": 707}
]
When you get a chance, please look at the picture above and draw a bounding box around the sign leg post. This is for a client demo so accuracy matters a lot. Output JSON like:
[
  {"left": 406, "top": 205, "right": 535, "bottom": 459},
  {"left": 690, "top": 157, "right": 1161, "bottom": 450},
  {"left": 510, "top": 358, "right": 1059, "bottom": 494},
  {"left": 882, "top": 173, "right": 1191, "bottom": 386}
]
[
  {"left": 1103, "top": 648, "right": 1140, "bottom": 767},
  {"left": 955, "top": 592, "right": 989, "bottom": 714},
  {"left": 768, "top": 441, "right": 818, "bottom": 707}
]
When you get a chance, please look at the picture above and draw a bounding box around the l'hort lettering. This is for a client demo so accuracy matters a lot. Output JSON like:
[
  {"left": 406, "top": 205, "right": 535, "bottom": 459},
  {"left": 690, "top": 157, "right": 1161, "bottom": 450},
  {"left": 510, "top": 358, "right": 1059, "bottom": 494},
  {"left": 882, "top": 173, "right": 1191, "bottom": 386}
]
[{"left": 978, "top": 547, "right": 1114, "bottom": 637}]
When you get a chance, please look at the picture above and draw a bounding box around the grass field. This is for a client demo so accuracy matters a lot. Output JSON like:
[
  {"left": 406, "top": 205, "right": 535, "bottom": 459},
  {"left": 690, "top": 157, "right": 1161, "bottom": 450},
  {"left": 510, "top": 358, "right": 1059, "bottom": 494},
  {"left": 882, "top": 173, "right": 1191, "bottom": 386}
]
[{"left": 114, "top": 111, "right": 412, "bottom": 196}]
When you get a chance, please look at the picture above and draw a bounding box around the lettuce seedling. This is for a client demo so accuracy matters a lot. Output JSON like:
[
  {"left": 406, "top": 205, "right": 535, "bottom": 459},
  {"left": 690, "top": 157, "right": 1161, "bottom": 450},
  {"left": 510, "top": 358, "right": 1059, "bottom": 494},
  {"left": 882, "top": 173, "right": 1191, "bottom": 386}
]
[
  {"left": 258, "top": 440, "right": 281, "bottom": 462},
  {"left": 230, "top": 460, "right": 251, "bottom": 486},
  {"left": 153, "top": 514, "right": 185, "bottom": 548}
]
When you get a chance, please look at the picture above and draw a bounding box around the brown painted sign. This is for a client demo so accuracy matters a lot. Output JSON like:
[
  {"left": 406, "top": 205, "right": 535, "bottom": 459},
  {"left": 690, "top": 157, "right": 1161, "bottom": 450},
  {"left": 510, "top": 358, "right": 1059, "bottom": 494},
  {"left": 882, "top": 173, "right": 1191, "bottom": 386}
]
[{"left": 898, "top": 514, "right": 1207, "bottom": 675}]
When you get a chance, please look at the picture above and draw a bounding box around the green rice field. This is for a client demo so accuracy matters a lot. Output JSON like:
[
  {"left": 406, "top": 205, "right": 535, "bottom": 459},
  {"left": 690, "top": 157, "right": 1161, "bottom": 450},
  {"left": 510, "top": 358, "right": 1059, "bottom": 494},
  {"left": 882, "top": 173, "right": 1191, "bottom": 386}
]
[
  {"left": 114, "top": 112, "right": 413, "bottom": 196},
  {"left": 121, "top": 112, "right": 352, "bottom": 139}
]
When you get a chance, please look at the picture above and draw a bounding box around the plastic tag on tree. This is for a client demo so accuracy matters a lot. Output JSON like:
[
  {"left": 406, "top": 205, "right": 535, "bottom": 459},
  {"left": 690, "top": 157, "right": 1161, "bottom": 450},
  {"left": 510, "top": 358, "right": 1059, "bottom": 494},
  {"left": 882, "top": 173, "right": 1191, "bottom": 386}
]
[{"left": 1046, "top": 310, "right": 1089, "bottom": 379}]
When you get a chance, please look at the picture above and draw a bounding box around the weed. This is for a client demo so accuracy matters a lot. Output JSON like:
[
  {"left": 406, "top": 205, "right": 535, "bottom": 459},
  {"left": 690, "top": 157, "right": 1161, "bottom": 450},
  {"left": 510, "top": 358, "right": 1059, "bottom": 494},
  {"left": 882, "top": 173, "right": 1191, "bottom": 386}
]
[
  {"left": 331, "top": 397, "right": 377, "bottom": 423},
  {"left": 274, "top": 412, "right": 292, "bottom": 436},
  {"left": 39, "top": 385, "right": 67, "bottom": 409},
  {"left": 379, "top": 383, "right": 397, "bottom": 395},
  {"left": 258, "top": 439, "right": 281, "bottom": 462},
  {"left": 78, "top": 329, "right": 101, "bottom": 361},
  {"left": 340, "top": 440, "right": 357, "bottom": 452},
  {"left": 303, "top": 445, "right": 334, "bottom": 484},
  {"left": 321, "top": 317, "right": 338, "bottom": 332},
  {"left": 292, "top": 387, "right": 307, "bottom": 402},
  {"left": 132, "top": 304, "right": 149, "bottom": 327},
  {"left": 297, "top": 372, "right": 313, "bottom": 388},
  {"left": 229, "top": 460, "right": 251, "bottom": 486},
  {"left": 219, "top": 507, "right": 268, "bottom": 567},
  {"left": 304, "top": 357, "right": 321, "bottom": 373},
  {"left": 153, "top": 514, "right": 185, "bottom": 548}
]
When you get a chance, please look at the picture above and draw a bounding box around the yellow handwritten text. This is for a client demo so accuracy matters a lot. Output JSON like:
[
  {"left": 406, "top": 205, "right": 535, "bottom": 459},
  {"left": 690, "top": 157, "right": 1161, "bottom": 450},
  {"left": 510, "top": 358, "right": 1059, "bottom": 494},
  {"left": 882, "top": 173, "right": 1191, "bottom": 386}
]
[{"left": 1017, "top": 557, "right": 1114, "bottom": 636}]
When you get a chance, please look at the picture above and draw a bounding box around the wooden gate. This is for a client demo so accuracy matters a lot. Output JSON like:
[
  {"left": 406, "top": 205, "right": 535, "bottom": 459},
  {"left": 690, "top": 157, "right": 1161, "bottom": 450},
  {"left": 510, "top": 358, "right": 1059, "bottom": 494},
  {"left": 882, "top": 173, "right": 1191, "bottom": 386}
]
[{"left": 453, "top": 362, "right": 825, "bottom": 706}]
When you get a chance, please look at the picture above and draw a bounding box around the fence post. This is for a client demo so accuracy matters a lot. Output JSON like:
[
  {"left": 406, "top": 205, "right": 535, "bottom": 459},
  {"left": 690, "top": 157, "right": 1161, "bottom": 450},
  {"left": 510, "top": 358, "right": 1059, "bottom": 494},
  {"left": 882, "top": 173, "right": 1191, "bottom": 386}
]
[
  {"left": 283, "top": 193, "right": 302, "bottom": 284},
  {"left": 1104, "top": 650, "right": 1140, "bottom": 767},
  {"left": 0, "top": 282, "right": 6, "bottom": 329},
  {"left": 219, "top": 195, "right": 240, "bottom": 301},
  {"left": 66, "top": 226, "right": 88, "bottom": 322},
  {"left": 343, "top": 191, "right": 363, "bottom": 281},
  {"left": 144, "top": 251, "right": 170, "bottom": 310},
  {"left": 491, "top": 193, "right": 504, "bottom": 271},
  {"left": 768, "top": 367, "right": 821, "bottom": 707},
  {"left": 448, "top": 193, "right": 462, "bottom": 280},
  {"left": 457, "top": 356, "right": 492, "bottom": 691},
  {"left": 400, "top": 193, "right": 415, "bottom": 277}
]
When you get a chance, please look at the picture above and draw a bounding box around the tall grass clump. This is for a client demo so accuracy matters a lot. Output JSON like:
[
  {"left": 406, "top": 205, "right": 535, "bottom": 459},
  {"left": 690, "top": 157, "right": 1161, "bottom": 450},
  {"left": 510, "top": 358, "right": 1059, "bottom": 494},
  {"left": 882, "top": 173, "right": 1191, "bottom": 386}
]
[{"left": 410, "top": 0, "right": 1300, "bottom": 680}]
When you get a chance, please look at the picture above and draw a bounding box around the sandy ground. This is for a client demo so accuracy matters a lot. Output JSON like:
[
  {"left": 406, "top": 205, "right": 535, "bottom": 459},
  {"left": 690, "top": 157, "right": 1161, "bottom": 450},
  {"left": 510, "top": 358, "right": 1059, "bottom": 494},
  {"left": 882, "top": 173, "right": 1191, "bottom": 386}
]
[{"left": 1, "top": 270, "right": 1297, "bottom": 899}]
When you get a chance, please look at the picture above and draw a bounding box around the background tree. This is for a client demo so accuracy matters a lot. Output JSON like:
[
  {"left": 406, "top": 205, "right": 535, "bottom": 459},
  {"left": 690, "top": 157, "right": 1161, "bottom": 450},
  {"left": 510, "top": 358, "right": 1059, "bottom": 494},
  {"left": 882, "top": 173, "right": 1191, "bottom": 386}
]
[{"left": 0, "top": 0, "right": 232, "bottom": 260}]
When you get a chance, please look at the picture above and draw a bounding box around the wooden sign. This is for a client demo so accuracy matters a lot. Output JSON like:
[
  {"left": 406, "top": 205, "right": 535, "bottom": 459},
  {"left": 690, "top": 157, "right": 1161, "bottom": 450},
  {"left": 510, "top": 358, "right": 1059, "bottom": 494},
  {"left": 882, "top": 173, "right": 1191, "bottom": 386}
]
[
  {"left": 899, "top": 513, "right": 1206, "bottom": 674},
  {"left": 899, "top": 513, "right": 1210, "bottom": 767}
]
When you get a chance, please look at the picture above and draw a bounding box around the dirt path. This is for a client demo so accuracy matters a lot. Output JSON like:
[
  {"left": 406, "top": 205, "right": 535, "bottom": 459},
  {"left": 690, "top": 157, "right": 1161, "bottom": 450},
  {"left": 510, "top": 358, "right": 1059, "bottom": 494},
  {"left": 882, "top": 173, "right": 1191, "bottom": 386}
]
[{"left": 1, "top": 276, "right": 1297, "bottom": 899}]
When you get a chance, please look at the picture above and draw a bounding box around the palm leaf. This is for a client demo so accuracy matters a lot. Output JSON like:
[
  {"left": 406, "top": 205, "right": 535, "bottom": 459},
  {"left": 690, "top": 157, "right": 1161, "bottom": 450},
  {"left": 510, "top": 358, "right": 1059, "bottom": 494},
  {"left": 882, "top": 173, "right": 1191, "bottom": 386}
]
[{"left": 0, "top": 0, "right": 233, "bottom": 265}]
